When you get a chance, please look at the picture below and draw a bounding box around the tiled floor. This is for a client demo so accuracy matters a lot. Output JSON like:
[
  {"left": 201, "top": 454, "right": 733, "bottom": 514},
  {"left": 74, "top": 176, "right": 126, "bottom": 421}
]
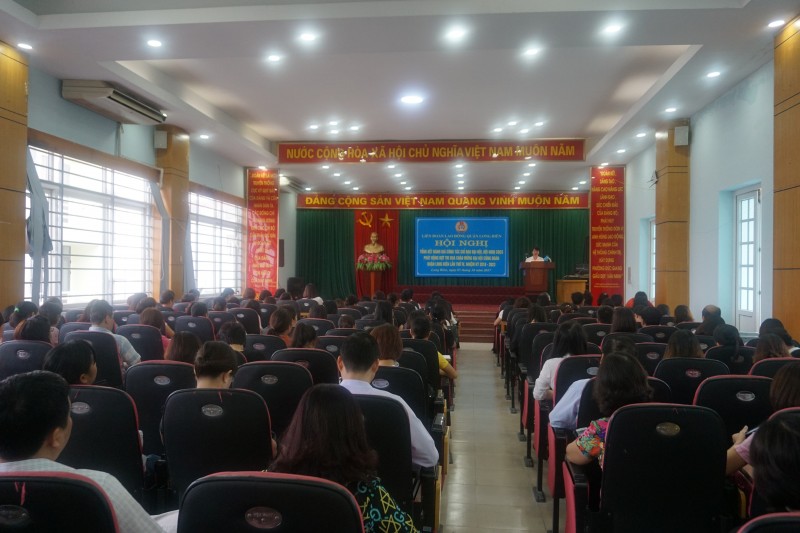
[{"left": 440, "top": 342, "right": 557, "bottom": 533}]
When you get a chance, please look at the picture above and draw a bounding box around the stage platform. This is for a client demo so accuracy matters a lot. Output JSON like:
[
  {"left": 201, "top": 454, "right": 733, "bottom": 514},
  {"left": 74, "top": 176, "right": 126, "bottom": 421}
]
[{"left": 408, "top": 286, "right": 524, "bottom": 306}]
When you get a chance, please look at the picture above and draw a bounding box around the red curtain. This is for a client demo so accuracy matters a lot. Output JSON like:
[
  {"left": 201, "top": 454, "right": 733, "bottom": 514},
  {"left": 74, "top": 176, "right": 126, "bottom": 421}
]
[{"left": 354, "top": 210, "right": 399, "bottom": 297}]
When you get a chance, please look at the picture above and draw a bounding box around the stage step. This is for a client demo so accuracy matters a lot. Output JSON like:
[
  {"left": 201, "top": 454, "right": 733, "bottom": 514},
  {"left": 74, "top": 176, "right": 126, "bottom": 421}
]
[{"left": 454, "top": 306, "right": 497, "bottom": 343}]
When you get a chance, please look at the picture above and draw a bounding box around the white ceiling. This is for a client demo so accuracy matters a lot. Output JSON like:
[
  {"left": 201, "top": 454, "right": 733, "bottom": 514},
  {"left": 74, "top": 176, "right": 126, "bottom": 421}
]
[{"left": 2, "top": 0, "right": 798, "bottom": 193}]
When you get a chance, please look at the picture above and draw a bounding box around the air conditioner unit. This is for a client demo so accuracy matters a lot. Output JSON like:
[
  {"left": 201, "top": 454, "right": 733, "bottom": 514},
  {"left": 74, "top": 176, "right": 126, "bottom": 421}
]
[{"left": 61, "top": 80, "right": 166, "bottom": 125}]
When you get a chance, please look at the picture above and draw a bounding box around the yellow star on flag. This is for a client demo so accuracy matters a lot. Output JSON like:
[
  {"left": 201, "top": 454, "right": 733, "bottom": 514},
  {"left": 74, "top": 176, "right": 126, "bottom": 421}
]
[{"left": 379, "top": 212, "right": 394, "bottom": 228}]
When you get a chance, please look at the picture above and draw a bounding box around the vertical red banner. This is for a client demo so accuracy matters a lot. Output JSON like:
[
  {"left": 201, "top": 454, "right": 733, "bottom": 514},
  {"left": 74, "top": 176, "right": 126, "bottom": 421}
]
[
  {"left": 246, "top": 169, "right": 280, "bottom": 293},
  {"left": 590, "top": 166, "right": 625, "bottom": 302}
]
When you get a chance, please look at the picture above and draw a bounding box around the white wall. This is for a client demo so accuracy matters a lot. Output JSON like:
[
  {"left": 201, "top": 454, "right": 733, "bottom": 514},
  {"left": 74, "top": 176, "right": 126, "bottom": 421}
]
[
  {"left": 278, "top": 190, "right": 298, "bottom": 289},
  {"left": 689, "top": 61, "right": 774, "bottom": 326},
  {"left": 624, "top": 144, "right": 657, "bottom": 301},
  {"left": 188, "top": 142, "right": 245, "bottom": 197}
]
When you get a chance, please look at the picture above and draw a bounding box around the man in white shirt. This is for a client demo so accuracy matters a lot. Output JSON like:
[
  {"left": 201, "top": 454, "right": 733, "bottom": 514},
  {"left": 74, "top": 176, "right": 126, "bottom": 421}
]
[
  {"left": 0, "top": 371, "right": 165, "bottom": 533},
  {"left": 88, "top": 300, "right": 141, "bottom": 368},
  {"left": 338, "top": 332, "right": 439, "bottom": 469},
  {"left": 525, "top": 247, "right": 545, "bottom": 262}
]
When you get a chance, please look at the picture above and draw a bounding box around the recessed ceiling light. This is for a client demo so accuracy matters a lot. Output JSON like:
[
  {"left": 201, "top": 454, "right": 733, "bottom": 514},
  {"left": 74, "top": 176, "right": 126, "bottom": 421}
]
[
  {"left": 600, "top": 162, "right": 609, "bottom": 166},
  {"left": 343, "top": 180, "right": 351, "bottom": 185},
  {"left": 534, "top": 121, "right": 545, "bottom": 127},
  {"left": 457, "top": 180, "right": 465, "bottom": 184},
  {"left": 456, "top": 173, "right": 465, "bottom": 178},
  {"left": 522, "top": 48, "right": 541, "bottom": 57},
  {"left": 571, "top": 186, "right": 579, "bottom": 190},
  {"left": 519, "top": 128, "right": 530, "bottom": 134},
  {"left": 17, "top": 43, "right": 32, "bottom": 50},
  {"left": 299, "top": 32, "right": 318, "bottom": 42},
  {"left": 279, "top": 173, "right": 286, "bottom": 178},
  {"left": 387, "top": 164, "right": 396, "bottom": 169},
  {"left": 350, "top": 125, "right": 360, "bottom": 131},
  {"left": 444, "top": 26, "right": 468, "bottom": 42},
  {"left": 199, "top": 134, "right": 210, "bottom": 140},
  {"left": 321, "top": 165, "right": 330, "bottom": 169},
  {"left": 636, "top": 132, "right": 647, "bottom": 138},
  {"left": 492, "top": 127, "right": 503, "bottom": 133},
  {"left": 616, "top": 149, "right": 626, "bottom": 153},
  {"left": 602, "top": 24, "right": 624, "bottom": 35},
  {"left": 706, "top": 71, "right": 721, "bottom": 78},
  {"left": 359, "top": 158, "right": 366, "bottom": 163},
  {"left": 333, "top": 173, "right": 341, "bottom": 177},
  {"left": 454, "top": 164, "right": 463, "bottom": 168},
  {"left": 258, "top": 166, "right": 267, "bottom": 170},
  {"left": 352, "top": 186, "right": 360, "bottom": 191},
  {"left": 394, "top": 173, "right": 402, "bottom": 178},
  {"left": 768, "top": 20, "right": 785, "bottom": 29},
  {"left": 523, "top": 173, "right": 531, "bottom": 177},
  {"left": 330, "top": 129, "right": 340, "bottom": 134},
  {"left": 524, "top": 156, "right": 532, "bottom": 160},
  {"left": 400, "top": 181, "right": 407, "bottom": 185},
  {"left": 518, "top": 180, "right": 526, "bottom": 185},
  {"left": 796, "top": 20, "right": 800, "bottom": 28},
  {"left": 328, "top": 121, "right": 339, "bottom": 126},
  {"left": 457, "top": 186, "right": 465, "bottom": 190},
  {"left": 404, "top": 186, "right": 412, "bottom": 190},
  {"left": 308, "top": 124, "right": 319, "bottom": 130},
  {"left": 279, "top": 176, "right": 291, "bottom": 186},
  {"left": 528, "top": 163, "right": 536, "bottom": 167},
  {"left": 665, "top": 107, "right": 677, "bottom": 113},
  {"left": 147, "top": 39, "right": 162, "bottom": 48},
  {"left": 579, "top": 180, "right": 587, "bottom": 185},
  {"left": 400, "top": 95, "right": 424, "bottom": 105},
  {"left": 514, "top": 186, "right": 521, "bottom": 190},
  {"left": 304, "top": 187, "right": 312, "bottom": 191},
  {"left": 266, "top": 54, "right": 282, "bottom": 63},
  {"left": 507, "top": 121, "right": 518, "bottom": 126}
]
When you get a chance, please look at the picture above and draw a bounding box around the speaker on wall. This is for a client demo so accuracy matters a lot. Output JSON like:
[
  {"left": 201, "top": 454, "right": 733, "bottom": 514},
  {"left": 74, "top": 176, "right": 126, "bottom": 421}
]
[
  {"left": 279, "top": 239, "right": 284, "bottom": 268},
  {"left": 674, "top": 126, "right": 689, "bottom": 146},
  {"left": 287, "top": 277, "right": 304, "bottom": 299}
]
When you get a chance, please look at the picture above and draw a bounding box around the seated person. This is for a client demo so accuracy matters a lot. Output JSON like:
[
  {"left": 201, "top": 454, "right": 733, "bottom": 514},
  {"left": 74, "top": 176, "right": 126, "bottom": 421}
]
[
  {"left": 533, "top": 320, "right": 588, "bottom": 401},
  {"left": 138, "top": 308, "right": 171, "bottom": 352},
  {"left": 410, "top": 316, "right": 457, "bottom": 380},
  {"left": 337, "top": 332, "right": 438, "bottom": 469},
  {"left": 165, "top": 332, "right": 201, "bottom": 364},
  {"left": 750, "top": 409, "right": 800, "bottom": 512},
  {"left": 88, "top": 300, "right": 141, "bottom": 368},
  {"left": 266, "top": 308, "right": 293, "bottom": 347},
  {"left": 14, "top": 315, "right": 52, "bottom": 344},
  {"left": 217, "top": 322, "right": 247, "bottom": 364},
  {"left": 338, "top": 314, "right": 356, "bottom": 329},
  {"left": 195, "top": 341, "right": 238, "bottom": 389},
  {"left": 307, "top": 305, "right": 328, "bottom": 320},
  {"left": 38, "top": 300, "right": 62, "bottom": 345},
  {"left": 271, "top": 384, "right": 417, "bottom": 532},
  {"left": 754, "top": 333, "right": 790, "bottom": 362},
  {"left": 565, "top": 352, "right": 652, "bottom": 468},
  {"left": 664, "top": 329, "right": 703, "bottom": 359},
  {"left": 371, "top": 323, "right": 403, "bottom": 367},
  {"left": 0, "top": 371, "right": 166, "bottom": 532},
  {"left": 43, "top": 340, "right": 98, "bottom": 385},
  {"left": 291, "top": 323, "right": 318, "bottom": 348}
]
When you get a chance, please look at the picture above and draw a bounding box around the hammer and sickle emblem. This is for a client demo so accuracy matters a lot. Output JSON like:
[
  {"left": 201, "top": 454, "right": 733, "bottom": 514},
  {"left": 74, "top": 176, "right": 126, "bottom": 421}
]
[{"left": 357, "top": 211, "right": 373, "bottom": 227}]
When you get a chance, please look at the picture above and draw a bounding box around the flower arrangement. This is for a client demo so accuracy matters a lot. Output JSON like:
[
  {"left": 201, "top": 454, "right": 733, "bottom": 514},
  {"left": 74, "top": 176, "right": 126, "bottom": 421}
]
[{"left": 356, "top": 253, "right": 392, "bottom": 272}]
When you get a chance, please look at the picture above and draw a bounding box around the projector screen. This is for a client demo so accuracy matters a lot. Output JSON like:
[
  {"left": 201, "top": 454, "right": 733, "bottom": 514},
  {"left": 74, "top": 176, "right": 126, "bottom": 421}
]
[{"left": 415, "top": 217, "right": 509, "bottom": 277}]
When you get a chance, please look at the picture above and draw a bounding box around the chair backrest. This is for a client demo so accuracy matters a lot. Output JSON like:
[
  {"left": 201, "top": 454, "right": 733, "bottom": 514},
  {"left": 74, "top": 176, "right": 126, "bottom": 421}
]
[
  {"left": 295, "top": 298, "right": 319, "bottom": 316},
  {"left": 163, "top": 388, "right": 273, "bottom": 497},
  {"left": 558, "top": 313, "right": 595, "bottom": 324},
  {"left": 1, "top": 329, "right": 14, "bottom": 342},
  {"left": 653, "top": 357, "right": 731, "bottom": 405},
  {"left": 750, "top": 357, "right": 798, "bottom": 378},
  {"left": 372, "top": 366, "right": 427, "bottom": 423},
  {"left": 694, "top": 335, "right": 716, "bottom": 352},
  {"left": 705, "top": 345, "right": 755, "bottom": 375},
  {"left": 401, "top": 338, "right": 441, "bottom": 391},
  {"left": 58, "top": 321, "right": 91, "bottom": 343},
  {"left": 0, "top": 340, "right": 51, "bottom": 380},
  {"left": 639, "top": 325, "right": 678, "bottom": 343},
  {"left": 207, "top": 311, "right": 236, "bottom": 332},
  {"left": 174, "top": 315, "right": 216, "bottom": 343},
  {"left": 600, "top": 404, "right": 727, "bottom": 533},
  {"left": 258, "top": 303, "right": 278, "bottom": 326},
  {"left": 0, "top": 472, "right": 120, "bottom": 532},
  {"left": 316, "top": 335, "right": 347, "bottom": 359},
  {"left": 693, "top": 375, "right": 774, "bottom": 436},
  {"left": 353, "top": 395, "right": 414, "bottom": 506},
  {"left": 297, "top": 318, "right": 336, "bottom": 336},
  {"left": 393, "top": 308, "right": 407, "bottom": 328},
  {"left": 112, "top": 310, "right": 135, "bottom": 327},
  {"left": 229, "top": 308, "right": 261, "bottom": 334},
  {"left": 243, "top": 334, "right": 286, "bottom": 362},
  {"left": 675, "top": 321, "right": 702, "bottom": 332},
  {"left": 59, "top": 386, "right": 144, "bottom": 500},
  {"left": 354, "top": 318, "right": 385, "bottom": 332},
  {"left": 270, "top": 348, "right": 339, "bottom": 384},
  {"left": 530, "top": 332, "right": 556, "bottom": 379},
  {"left": 517, "top": 323, "right": 539, "bottom": 370},
  {"left": 358, "top": 301, "right": 377, "bottom": 313},
  {"left": 63, "top": 309, "right": 85, "bottom": 323},
  {"left": 602, "top": 331, "right": 655, "bottom": 345},
  {"left": 173, "top": 302, "right": 191, "bottom": 313},
  {"left": 326, "top": 328, "right": 359, "bottom": 337},
  {"left": 634, "top": 342, "right": 668, "bottom": 376},
  {"left": 161, "top": 310, "right": 182, "bottom": 330},
  {"left": 397, "top": 349, "right": 429, "bottom": 385},
  {"left": 276, "top": 300, "right": 299, "bottom": 313},
  {"left": 177, "top": 472, "right": 365, "bottom": 533},
  {"left": 116, "top": 324, "right": 164, "bottom": 361},
  {"left": 745, "top": 337, "right": 759, "bottom": 348},
  {"left": 552, "top": 355, "right": 601, "bottom": 405},
  {"left": 231, "top": 361, "right": 313, "bottom": 438},
  {"left": 576, "top": 377, "right": 672, "bottom": 428},
  {"left": 124, "top": 361, "right": 197, "bottom": 456},
  {"left": 582, "top": 323, "right": 612, "bottom": 346},
  {"left": 738, "top": 512, "right": 800, "bottom": 533},
  {"left": 338, "top": 307, "right": 362, "bottom": 319},
  {"left": 64, "top": 331, "right": 124, "bottom": 388},
  {"left": 660, "top": 315, "right": 677, "bottom": 326}
]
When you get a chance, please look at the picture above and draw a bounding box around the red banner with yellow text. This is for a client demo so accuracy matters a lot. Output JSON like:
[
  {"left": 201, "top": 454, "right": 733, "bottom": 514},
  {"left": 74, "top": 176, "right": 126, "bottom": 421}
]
[
  {"left": 246, "top": 169, "right": 280, "bottom": 293},
  {"left": 279, "top": 139, "right": 585, "bottom": 164},
  {"left": 297, "top": 192, "right": 588, "bottom": 210},
  {"left": 590, "top": 166, "right": 625, "bottom": 302},
  {"left": 354, "top": 210, "right": 399, "bottom": 297}
]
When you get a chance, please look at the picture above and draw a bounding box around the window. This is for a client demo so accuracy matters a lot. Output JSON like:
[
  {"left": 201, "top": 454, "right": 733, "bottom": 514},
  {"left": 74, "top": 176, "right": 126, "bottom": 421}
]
[
  {"left": 189, "top": 192, "right": 244, "bottom": 296},
  {"left": 649, "top": 218, "right": 656, "bottom": 301},
  {"left": 25, "top": 146, "right": 154, "bottom": 305},
  {"left": 735, "top": 188, "right": 760, "bottom": 332}
]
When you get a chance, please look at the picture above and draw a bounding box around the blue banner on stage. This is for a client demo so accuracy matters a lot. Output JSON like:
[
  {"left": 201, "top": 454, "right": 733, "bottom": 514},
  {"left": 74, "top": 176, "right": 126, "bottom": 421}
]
[{"left": 415, "top": 217, "right": 509, "bottom": 277}]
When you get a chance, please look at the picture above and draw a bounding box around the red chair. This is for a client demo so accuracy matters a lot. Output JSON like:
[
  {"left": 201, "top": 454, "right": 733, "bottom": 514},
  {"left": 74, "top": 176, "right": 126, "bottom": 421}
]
[
  {"left": 174, "top": 316, "right": 215, "bottom": 343},
  {"left": 243, "top": 334, "right": 286, "bottom": 362},
  {"left": 654, "top": 357, "right": 730, "bottom": 405},
  {"left": 749, "top": 357, "right": 798, "bottom": 378},
  {"left": 270, "top": 348, "right": 339, "bottom": 384},
  {"left": 0, "top": 340, "right": 51, "bottom": 380},
  {"left": 229, "top": 308, "right": 261, "bottom": 334},
  {"left": 693, "top": 375, "right": 773, "bottom": 437},
  {"left": 116, "top": 324, "right": 165, "bottom": 361},
  {"left": 738, "top": 512, "right": 800, "bottom": 532},
  {"left": 64, "top": 331, "right": 124, "bottom": 388}
]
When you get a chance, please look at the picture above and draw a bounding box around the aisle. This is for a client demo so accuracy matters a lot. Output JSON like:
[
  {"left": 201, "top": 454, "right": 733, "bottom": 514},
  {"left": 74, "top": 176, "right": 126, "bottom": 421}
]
[{"left": 440, "top": 342, "right": 554, "bottom": 533}]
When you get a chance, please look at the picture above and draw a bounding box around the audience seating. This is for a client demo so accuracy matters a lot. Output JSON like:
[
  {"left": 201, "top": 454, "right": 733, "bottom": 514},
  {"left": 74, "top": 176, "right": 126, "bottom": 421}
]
[
  {"left": 576, "top": 377, "right": 672, "bottom": 428},
  {"left": 297, "top": 318, "right": 336, "bottom": 336},
  {"left": 0, "top": 340, "right": 51, "bottom": 380},
  {"left": 705, "top": 345, "right": 756, "bottom": 375},
  {"left": 276, "top": 300, "right": 299, "bottom": 314},
  {"left": 64, "top": 331, "right": 124, "bottom": 388},
  {"left": 295, "top": 298, "right": 319, "bottom": 316},
  {"left": 123, "top": 313, "right": 140, "bottom": 325},
  {"left": 564, "top": 404, "right": 727, "bottom": 533},
  {"left": 601, "top": 331, "right": 655, "bottom": 345},
  {"left": 693, "top": 375, "right": 773, "bottom": 437},
  {"left": 522, "top": 332, "right": 556, "bottom": 467},
  {"left": 0, "top": 472, "right": 120, "bottom": 532},
  {"left": 634, "top": 342, "right": 668, "bottom": 376},
  {"left": 675, "top": 322, "right": 702, "bottom": 332},
  {"left": 653, "top": 358, "right": 730, "bottom": 405},
  {"left": 338, "top": 307, "right": 362, "bottom": 319},
  {"left": 582, "top": 323, "right": 612, "bottom": 347},
  {"left": 112, "top": 310, "right": 135, "bottom": 327},
  {"left": 639, "top": 325, "right": 678, "bottom": 343},
  {"left": 58, "top": 321, "right": 91, "bottom": 343},
  {"left": 737, "top": 512, "right": 800, "bottom": 532},
  {"left": 357, "top": 301, "right": 377, "bottom": 314},
  {"left": 172, "top": 302, "right": 191, "bottom": 314},
  {"left": 326, "top": 312, "right": 342, "bottom": 324},
  {"left": 373, "top": 365, "right": 428, "bottom": 423},
  {"left": 231, "top": 361, "right": 313, "bottom": 438},
  {"left": 59, "top": 385, "right": 144, "bottom": 501},
  {"left": 660, "top": 315, "right": 677, "bottom": 326},
  {"left": 354, "top": 318, "right": 385, "bottom": 332},
  {"left": 124, "top": 361, "right": 197, "bottom": 456},
  {"left": 174, "top": 316, "right": 215, "bottom": 343},
  {"left": 177, "top": 472, "right": 365, "bottom": 533},
  {"left": 695, "top": 335, "right": 716, "bottom": 352},
  {"left": 1, "top": 329, "right": 13, "bottom": 342},
  {"left": 161, "top": 310, "right": 181, "bottom": 330},
  {"left": 116, "top": 324, "right": 164, "bottom": 361},
  {"left": 163, "top": 388, "right": 273, "bottom": 498},
  {"left": 398, "top": 349, "right": 431, "bottom": 389},
  {"left": 258, "top": 303, "right": 277, "bottom": 326},
  {"left": 402, "top": 338, "right": 442, "bottom": 394},
  {"left": 316, "top": 335, "right": 347, "bottom": 358},
  {"left": 325, "top": 327, "right": 358, "bottom": 337},
  {"left": 393, "top": 308, "right": 408, "bottom": 328},
  {"left": 63, "top": 309, "right": 84, "bottom": 323},
  {"left": 207, "top": 311, "right": 236, "bottom": 332},
  {"left": 229, "top": 308, "right": 261, "bottom": 335},
  {"left": 270, "top": 348, "right": 339, "bottom": 384},
  {"left": 243, "top": 334, "right": 286, "bottom": 362},
  {"left": 750, "top": 357, "right": 798, "bottom": 378}
]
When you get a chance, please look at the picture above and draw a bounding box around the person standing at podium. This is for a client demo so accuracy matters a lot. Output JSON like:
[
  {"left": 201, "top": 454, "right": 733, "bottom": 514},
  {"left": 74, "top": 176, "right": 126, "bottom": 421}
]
[{"left": 525, "top": 247, "right": 545, "bottom": 262}]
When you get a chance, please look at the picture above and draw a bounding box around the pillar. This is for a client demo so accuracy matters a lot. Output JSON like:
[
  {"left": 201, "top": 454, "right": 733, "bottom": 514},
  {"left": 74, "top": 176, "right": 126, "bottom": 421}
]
[
  {"left": 0, "top": 42, "right": 28, "bottom": 303},
  {"left": 774, "top": 16, "right": 800, "bottom": 334},
  {"left": 155, "top": 125, "right": 190, "bottom": 296},
  {"left": 654, "top": 120, "right": 690, "bottom": 311}
]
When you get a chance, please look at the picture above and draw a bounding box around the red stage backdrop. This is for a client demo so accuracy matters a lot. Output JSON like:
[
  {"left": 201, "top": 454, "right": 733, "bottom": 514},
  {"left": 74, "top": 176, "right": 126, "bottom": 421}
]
[
  {"left": 246, "top": 168, "right": 280, "bottom": 293},
  {"left": 298, "top": 191, "right": 587, "bottom": 210},
  {"left": 589, "top": 166, "right": 625, "bottom": 302},
  {"left": 279, "top": 139, "right": 585, "bottom": 164},
  {"left": 355, "top": 210, "right": 399, "bottom": 297}
]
